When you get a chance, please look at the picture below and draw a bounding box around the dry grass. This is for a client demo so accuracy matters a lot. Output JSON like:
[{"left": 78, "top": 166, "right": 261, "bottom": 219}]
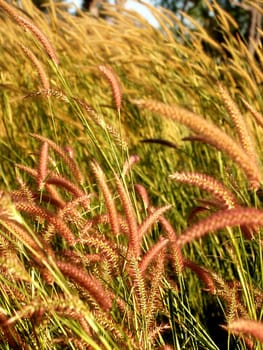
[{"left": 0, "top": 0, "right": 262, "bottom": 349}]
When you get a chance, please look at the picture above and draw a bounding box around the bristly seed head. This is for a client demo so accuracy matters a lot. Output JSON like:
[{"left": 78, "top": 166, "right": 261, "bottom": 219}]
[
  {"left": 177, "top": 207, "right": 263, "bottom": 247},
  {"left": 0, "top": 0, "right": 58, "bottom": 64},
  {"left": 170, "top": 172, "right": 237, "bottom": 209},
  {"left": 98, "top": 65, "right": 122, "bottom": 111},
  {"left": 134, "top": 99, "right": 262, "bottom": 189}
]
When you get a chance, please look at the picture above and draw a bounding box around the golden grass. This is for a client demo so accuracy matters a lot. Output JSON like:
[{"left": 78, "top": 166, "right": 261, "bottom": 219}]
[{"left": 0, "top": 1, "right": 262, "bottom": 348}]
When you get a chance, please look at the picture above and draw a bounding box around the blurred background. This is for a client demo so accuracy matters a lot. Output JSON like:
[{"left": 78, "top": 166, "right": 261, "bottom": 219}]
[{"left": 30, "top": 0, "right": 262, "bottom": 57}]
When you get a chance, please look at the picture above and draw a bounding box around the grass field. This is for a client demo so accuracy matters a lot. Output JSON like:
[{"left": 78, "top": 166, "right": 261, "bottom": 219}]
[{"left": 0, "top": 0, "right": 262, "bottom": 348}]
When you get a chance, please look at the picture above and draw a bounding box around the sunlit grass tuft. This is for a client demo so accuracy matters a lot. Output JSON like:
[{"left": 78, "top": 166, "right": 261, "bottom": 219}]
[{"left": 0, "top": 0, "right": 262, "bottom": 348}]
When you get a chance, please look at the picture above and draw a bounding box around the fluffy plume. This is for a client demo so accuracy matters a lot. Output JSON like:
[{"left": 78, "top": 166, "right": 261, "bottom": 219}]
[
  {"left": 20, "top": 44, "right": 50, "bottom": 91},
  {"left": 25, "top": 89, "right": 69, "bottom": 102},
  {"left": 138, "top": 204, "right": 172, "bottom": 241},
  {"left": 75, "top": 97, "right": 127, "bottom": 149},
  {"left": 129, "top": 257, "right": 147, "bottom": 315},
  {"left": 0, "top": 0, "right": 58, "bottom": 64},
  {"left": 242, "top": 98, "right": 263, "bottom": 129},
  {"left": 170, "top": 172, "right": 237, "bottom": 209},
  {"left": 177, "top": 207, "right": 263, "bottom": 246},
  {"left": 37, "top": 141, "right": 49, "bottom": 191},
  {"left": 56, "top": 260, "right": 113, "bottom": 311},
  {"left": 114, "top": 174, "right": 139, "bottom": 257},
  {"left": 98, "top": 65, "right": 122, "bottom": 111},
  {"left": 134, "top": 99, "right": 261, "bottom": 189},
  {"left": 134, "top": 184, "right": 150, "bottom": 209},
  {"left": 218, "top": 83, "right": 257, "bottom": 166},
  {"left": 184, "top": 259, "right": 216, "bottom": 294},
  {"left": 15, "top": 202, "right": 76, "bottom": 245},
  {"left": 139, "top": 236, "right": 168, "bottom": 275},
  {"left": 91, "top": 161, "right": 120, "bottom": 236},
  {"left": 30, "top": 134, "right": 84, "bottom": 184},
  {"left": 226, "top": 318, "right": 263, "bottom": 343}
]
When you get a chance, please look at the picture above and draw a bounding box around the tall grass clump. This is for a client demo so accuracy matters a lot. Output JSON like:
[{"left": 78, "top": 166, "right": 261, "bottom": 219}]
[{"left": 0, "top": 0, "right": 262, "bottom": 348}]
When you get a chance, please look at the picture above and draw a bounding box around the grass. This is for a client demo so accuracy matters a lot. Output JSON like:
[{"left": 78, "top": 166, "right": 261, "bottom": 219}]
[{"left": 0, "top": 0, "right": 262, "bottom": 349}]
